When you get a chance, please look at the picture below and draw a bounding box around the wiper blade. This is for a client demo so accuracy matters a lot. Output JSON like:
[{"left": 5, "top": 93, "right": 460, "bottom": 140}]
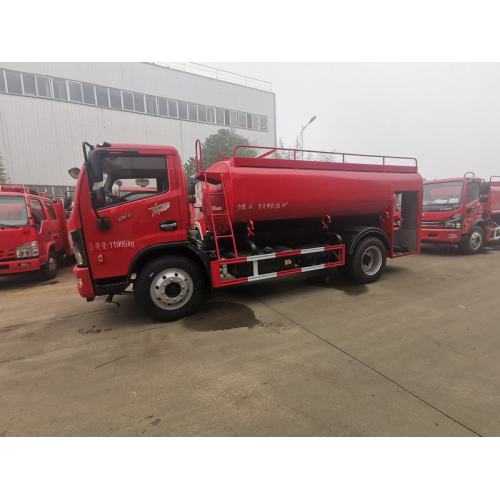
[{"left": 0, "top": 223, "right": 19, "bottom": 228}]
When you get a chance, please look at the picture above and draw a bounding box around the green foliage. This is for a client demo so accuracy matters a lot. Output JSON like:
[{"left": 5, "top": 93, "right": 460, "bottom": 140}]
[
  {"left": 0, "top": 152, "right": 8, "bottom": 184},
  {"left": 184, "top": 128, "right": 255, "bottom": 179}
]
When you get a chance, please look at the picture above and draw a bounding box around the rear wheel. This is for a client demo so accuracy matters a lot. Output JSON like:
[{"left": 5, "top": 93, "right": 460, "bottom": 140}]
[
  {"left": 134, "top": 256, "right": 204, "bottom": 321},
  {"left": 460, "top": 226, "right": 484, "bottom": 255},
  {"left": 40, "top": 250, "right": 58, "bottom": 280},
  {"left": 347, "top": 237, "right": 387, "bottom": 284}
]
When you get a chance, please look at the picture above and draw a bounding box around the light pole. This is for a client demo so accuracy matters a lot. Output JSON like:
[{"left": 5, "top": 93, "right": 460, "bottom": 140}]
[{"left": 298, "top": 115, "right": 317, "bottom": 159}]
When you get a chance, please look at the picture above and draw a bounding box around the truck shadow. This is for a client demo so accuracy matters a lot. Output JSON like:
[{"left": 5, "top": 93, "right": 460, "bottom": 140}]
[
  {"left": 421, "top": 244, "right": 493, "bottom": 257},
  {"left": 0, "top": 262, "right": 73, "bottom": 292}
]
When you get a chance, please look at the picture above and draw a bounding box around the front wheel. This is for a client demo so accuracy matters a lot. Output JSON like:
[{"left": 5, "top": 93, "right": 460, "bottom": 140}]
[
  {"left": 460, "top": 226, "right": 484, "bottom": 255},
  {"left": 134, "top": 256, "right": 205, "bottom": 321},
  {"left": 40, "top": 250, "right": 58, "bottom": 280},
  {"left": 347, "top": 237, "right": 387, "bottom": 284}
]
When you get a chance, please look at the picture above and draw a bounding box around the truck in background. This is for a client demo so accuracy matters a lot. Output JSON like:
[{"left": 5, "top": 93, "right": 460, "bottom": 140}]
[
  {"left": 421, "top": 173, "right": 500, "bottom": 254},
  {"left": 0, "top": 185, "right": 72, "bottom": 279},
  {"left": 68, "top": 142, "right": 422, "bottom": 321}
]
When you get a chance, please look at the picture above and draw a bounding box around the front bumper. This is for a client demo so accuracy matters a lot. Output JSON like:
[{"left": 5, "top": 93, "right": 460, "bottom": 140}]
[
  {"left": 72, "top": 266, "right": 95, "bottom": 299},
  {"left": 421, "top": 228, "right": 463, "bottom": 243},
  {"left": 0, "top": 257, "right": 41, "bottom": 275}
]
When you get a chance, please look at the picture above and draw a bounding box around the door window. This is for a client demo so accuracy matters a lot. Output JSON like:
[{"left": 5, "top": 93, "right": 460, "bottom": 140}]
[
  {"left": 466, "top": 182, "right": 480, "bottom": 204},
  {"left": 45, "top": 202, "right": 58, "bottom": 220},
  {"left": 91, "top": 156, "right": 168, "bottom": 210},
  {"left": 30, "top": 199, "right": 47, "bottom": 229}
]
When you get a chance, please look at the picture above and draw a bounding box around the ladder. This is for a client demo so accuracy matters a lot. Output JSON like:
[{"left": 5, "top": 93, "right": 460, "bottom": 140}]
[{"left": 202, "top": 172, "right": 239, "bottom": 260}]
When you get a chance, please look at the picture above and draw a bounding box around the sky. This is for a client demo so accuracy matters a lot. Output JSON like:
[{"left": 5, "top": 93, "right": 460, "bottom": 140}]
[{"left": 211, "top": 63, "right": 500, "bottom": 181}]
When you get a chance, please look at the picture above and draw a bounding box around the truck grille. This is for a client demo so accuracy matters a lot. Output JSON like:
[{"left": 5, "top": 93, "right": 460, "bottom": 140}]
[
  {"left": 421, "top": 220, "right": 444, "bottom": 228},
  {"left": 0, "top": 248, "right": 16, "bottom": 261}
]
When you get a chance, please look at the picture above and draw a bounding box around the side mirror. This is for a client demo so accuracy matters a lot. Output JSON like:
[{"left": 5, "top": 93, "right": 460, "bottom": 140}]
[
  {"left": 68, "top": 167, "right": 81, "bottom": 180},
  {"left": 63, "top": 191, "right": 73, "bottom": 210},
  {"left": 87, "top": 150, "right": 103, "bottom": 183}
]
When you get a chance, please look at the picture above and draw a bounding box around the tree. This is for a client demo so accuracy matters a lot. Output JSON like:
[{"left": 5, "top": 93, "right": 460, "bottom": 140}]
[
  {"left": 0, "top": 152, "right": 8, "bottom": 184},
  {"left": 184, "top": 129, "right": 255, "bottom": 188}
]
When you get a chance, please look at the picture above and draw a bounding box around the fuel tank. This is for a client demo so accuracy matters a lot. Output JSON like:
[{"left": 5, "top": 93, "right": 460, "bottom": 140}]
[{"left": 197, "top": 155, "right": 422, "bottom": 229}]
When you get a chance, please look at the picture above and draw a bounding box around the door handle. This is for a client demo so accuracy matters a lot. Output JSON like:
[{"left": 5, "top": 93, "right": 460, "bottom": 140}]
[{"left": 159, "top": 221, "right": 177, "bottom": 231}]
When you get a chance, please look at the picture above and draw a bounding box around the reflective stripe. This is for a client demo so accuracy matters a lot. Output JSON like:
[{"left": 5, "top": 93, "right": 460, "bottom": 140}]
[
  {"left": 248, "top": 272, "right": 277, "bottom": 282},
  {"left": 301, "top": 246, "right": 325, "bottom": 254},
  {"left": 246, "top": 253, "right": 277, "bottom": 262},
  {"left": 301, "top": 264, "right": 326, "bottom": 272}
]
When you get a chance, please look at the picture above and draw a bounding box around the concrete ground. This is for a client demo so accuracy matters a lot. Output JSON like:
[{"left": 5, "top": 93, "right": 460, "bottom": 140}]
[{"left": 1, "top": 245, "right": 499, "bottom": 436}]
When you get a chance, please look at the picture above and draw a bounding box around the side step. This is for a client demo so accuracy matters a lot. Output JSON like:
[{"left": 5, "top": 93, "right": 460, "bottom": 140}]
[{"left": 210, "top": 244, "right": 345, "bottom": 288}]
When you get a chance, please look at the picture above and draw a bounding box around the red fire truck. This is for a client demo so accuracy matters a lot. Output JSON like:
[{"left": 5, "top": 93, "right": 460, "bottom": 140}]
[
  {"left": 0, "top": 185, "right": 72, "bottom": 279},
  {"left": 421, "top": 173, "right": 500, "bottom": 253},
  {"left": 68, "top": 142, "right": 423, "bottom": 321}
]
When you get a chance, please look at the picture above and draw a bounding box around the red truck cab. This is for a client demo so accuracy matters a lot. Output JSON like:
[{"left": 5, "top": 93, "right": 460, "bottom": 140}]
[
  {"left": 0, "top": 185, "right": 71, "bottom": 279},
  {"left": 421, "top": 174, "right": 500, "bottom": 253}
]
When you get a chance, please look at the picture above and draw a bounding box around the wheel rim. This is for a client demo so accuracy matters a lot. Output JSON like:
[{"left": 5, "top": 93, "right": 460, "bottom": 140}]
[
  {"left": 470, "top": 231, "right": 483, "bottom": 251},
  {"left": 361, "top": 246, "right": 383, "bottom": 276},
  {"left": 48, "top": 255, "right": 57, "bottom": 273},
  {"left": 150, "top": 268, "right": 194, "bottom": 311}
]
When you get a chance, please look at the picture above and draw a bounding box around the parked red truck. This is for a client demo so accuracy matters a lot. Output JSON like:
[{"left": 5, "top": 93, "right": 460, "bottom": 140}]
[
  {"left": 68, "top": 142, "right": 423, "bottom": 321},
  {"left": 421, "top": 174, "right": 500, "bottom": 253},
  {"left": 0, "top": 185, "right": 72, "bottom": 279}
]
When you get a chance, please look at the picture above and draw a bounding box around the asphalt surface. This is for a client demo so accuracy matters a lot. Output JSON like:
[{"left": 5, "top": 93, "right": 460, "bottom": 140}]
[{"left": 1, "top": 244, "right": 499, "bottom": 436}]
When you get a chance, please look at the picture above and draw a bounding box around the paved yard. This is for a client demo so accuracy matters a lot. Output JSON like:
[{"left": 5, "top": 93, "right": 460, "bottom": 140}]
[{"left": 1, "top": 245, "right": 499, "bottom": 436}]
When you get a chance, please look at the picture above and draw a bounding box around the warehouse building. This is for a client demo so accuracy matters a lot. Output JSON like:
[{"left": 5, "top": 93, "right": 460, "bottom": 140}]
[{"left": 0, "top": 62, "right": 276, "bottom": 196}]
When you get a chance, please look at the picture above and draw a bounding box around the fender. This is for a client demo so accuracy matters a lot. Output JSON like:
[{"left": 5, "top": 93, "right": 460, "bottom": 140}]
[
  {"left": 338, "top": 226, "right": 391, "bottom": 254},
  {"left": 129, "top": 241, "right": 211, "bottom": 280}
]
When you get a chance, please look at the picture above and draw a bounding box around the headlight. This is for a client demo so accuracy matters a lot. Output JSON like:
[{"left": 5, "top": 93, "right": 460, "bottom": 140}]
[
  {"left": 444, "top": 214, "right": 464, "bottom": 229},
  {"left": 16, "top": 241, "right": 39, "bottom": 259}
]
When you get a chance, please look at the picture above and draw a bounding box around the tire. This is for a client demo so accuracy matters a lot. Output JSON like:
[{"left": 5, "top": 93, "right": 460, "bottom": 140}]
[
  {"left": 460, "top": 226, "right": 484, "bottom": 255},
  {"left": 134, "top": 255, "right": 204, "bottom": 321},
  {"left": 347, "top": 237, "right": 387, "bottom": 284},
  {"left": 40, "top": 250, "right": 58, "bottom": 280}
]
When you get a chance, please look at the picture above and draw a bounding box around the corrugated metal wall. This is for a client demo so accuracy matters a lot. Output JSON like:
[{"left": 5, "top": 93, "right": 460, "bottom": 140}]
[{"left": 0, "top": 62, "right": 276, "bottom": 187}]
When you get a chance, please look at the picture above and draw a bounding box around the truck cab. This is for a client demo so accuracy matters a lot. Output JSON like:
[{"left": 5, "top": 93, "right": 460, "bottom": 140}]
[
  {"left": 421, "top": 174, "right": 500, "bottom": 253},
  {"left": 0, "top": 185, "right": 71, "bottom": 279}
]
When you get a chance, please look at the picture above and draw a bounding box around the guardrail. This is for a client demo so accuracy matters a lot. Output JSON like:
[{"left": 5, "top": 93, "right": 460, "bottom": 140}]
[{"left": 155, "top": 62, "right": 273, "bottom": 92}]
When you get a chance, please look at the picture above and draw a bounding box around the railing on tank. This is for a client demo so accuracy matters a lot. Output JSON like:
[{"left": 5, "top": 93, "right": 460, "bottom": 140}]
[{"left": 233, "top": 145, "right": 418, "bottom": 171}]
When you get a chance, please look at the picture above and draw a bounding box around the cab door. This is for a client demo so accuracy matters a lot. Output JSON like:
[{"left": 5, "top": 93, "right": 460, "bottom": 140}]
[
  {"left": 82, "top": 150, "right": 188, "bottom": 279},
  {"left": 464, "top": 182, "right": 482, "bottom": 230},
  {"left": 42, "top": 200, "right": 63, "bottom": 252},
  {"left": 29, "top": 198, "right": 50, "bottom": 261}
]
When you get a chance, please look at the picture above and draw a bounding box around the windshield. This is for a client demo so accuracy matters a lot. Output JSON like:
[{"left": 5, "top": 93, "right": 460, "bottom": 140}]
[
  {"left": 0, "top": 196, "right": 29, "bottom": 227},
  {"left": 423, "top": 181, "right": 463, "bottom": 211}
]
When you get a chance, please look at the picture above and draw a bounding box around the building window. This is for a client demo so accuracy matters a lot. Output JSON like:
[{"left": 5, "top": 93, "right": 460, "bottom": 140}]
[
  {"left": 36, "top": 75, "right": 51, "bottom": 98},
  {"left": 133, "top": 93, "right": 145, "bottom": 112},
  {"left": 22, "top": 73, "right": 36, "bottom": 95},
  {"left": 230, "top": 110, "right": 238, "bottom": 127},
  {"left": 53, "top": 78, "right": 68, "bottom": 100},
  {"left": 96, "top": 85, "right": 109, "bottom": 107},
  {"left": 82, "top": 82, "right": 96, "bottom": 105},
  {"left": 207, "top": 107, "right": 215, "bottom": 123},
  {"left": 109, "top": 88, "right": 122, "bottom": 109},
  {"left": 215, "top": 108, "right": 225, "bottom": 125},
  {"left": 68, "top": 81, "right": 83, "bottom": 102},
  {"left": 251, "top": 114, "right": 260, "bottom": 130},
  {"left": 122, "top": 91, "right": 134, "bottom": 111},
  {"left": 260, "top": 115, "right": 268, "bottom": 132},
  {"left": 238, "top": 111, "right": 247, "bottom": 128},
  {"left": 197, "top": 104, "right": 207, "bottom": 122},
  {"left": 178, "top": 101, "right": 188, "bottom": 120},
  {"left": 168, "top": 100, "right": 178, "bottom": 118},
  {"left": 145, "top": 95, "right": 157, "bottom": 115},
  {"left": 5, "top": 70, "right": 22, "bottom": 94},
  {"left": 158, "top": 97, "right": 168, "bottom": 116},
  {"left": 0, "top": 70, "right": 5, "bottom": 93},
  {"left": 187, "top": 103, "right": 198, "bottom": 121}
]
